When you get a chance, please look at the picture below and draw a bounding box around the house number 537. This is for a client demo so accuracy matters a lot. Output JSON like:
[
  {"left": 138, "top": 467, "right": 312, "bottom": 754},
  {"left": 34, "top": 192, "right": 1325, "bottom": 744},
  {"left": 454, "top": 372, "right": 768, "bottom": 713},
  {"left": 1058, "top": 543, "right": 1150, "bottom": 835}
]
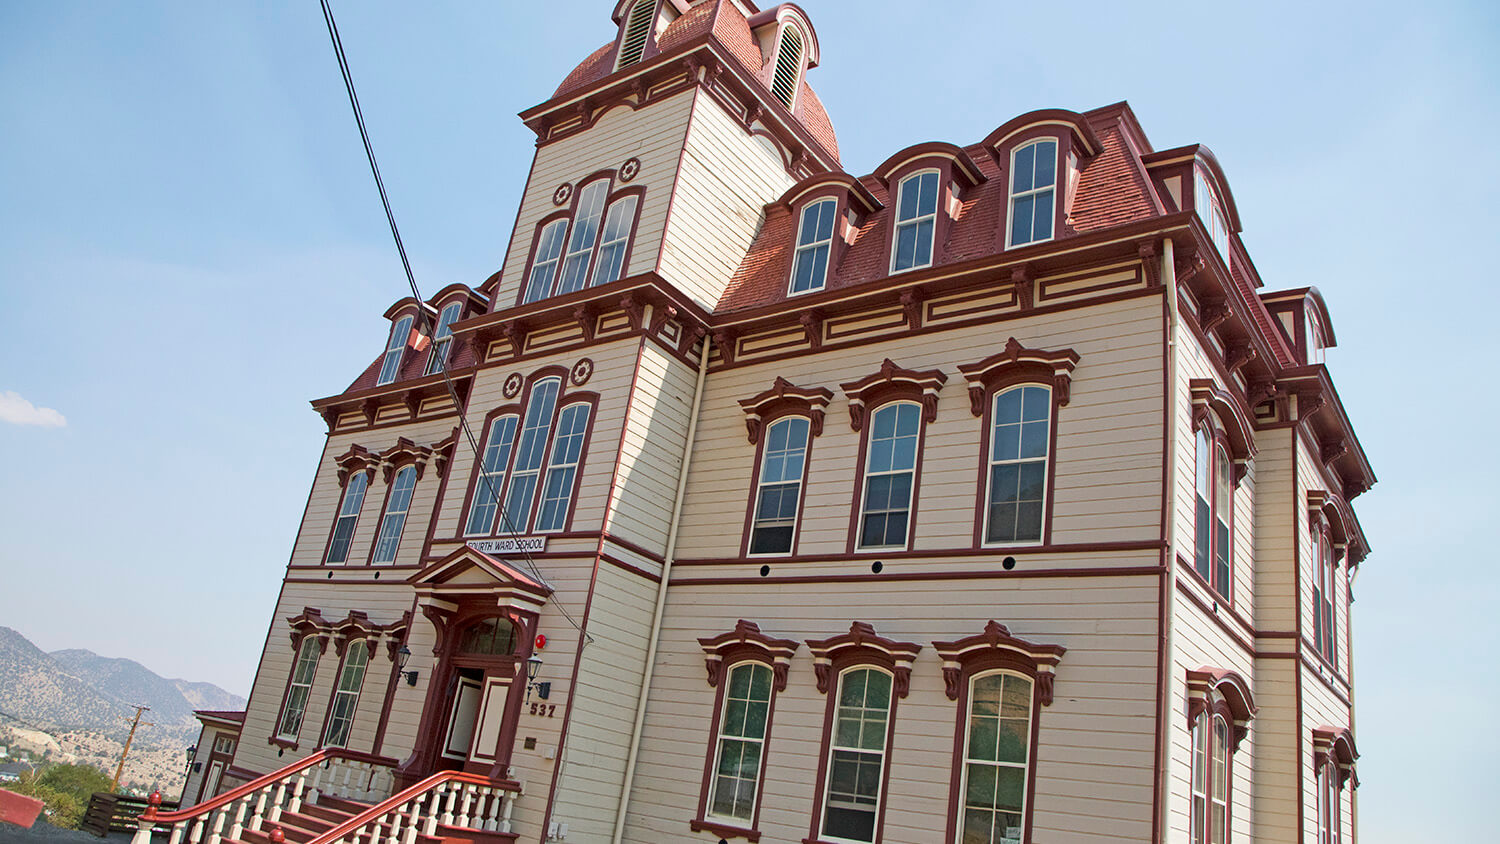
[{"left": 529, "top": 703, "right": 556, "bottom": 717}]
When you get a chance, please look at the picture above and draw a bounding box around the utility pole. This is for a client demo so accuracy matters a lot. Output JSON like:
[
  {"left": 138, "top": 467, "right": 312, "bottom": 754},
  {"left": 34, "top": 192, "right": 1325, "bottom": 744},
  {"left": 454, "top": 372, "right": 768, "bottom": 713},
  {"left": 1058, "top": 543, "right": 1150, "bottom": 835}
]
[{"left": 111, "top": 705, "right": 152, "bottom": 792}]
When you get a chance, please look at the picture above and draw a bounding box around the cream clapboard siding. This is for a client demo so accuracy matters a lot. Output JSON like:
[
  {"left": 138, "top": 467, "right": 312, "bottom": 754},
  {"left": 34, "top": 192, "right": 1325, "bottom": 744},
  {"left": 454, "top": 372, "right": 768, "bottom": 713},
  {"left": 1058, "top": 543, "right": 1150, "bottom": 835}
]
[
  {"left": 674, "top": 294, "right": 1165, "bottom": 559},
  {"left": 1253, "top": 430, "right": 1297, "bottom": 632},
  {"left": 601, "top": 336, "right": 699, "bottom": 555},
  {"left": 235, "top": 582, "right": 416, "bottom": 778},
  {"left": 1295, "top": 441, "right": 1353, "bottom": 703},
  {"left": 1250, "top": 658, "right": 1300, "bottom": 841},
  {"left": 289, "top": 418, "right": 459, "bottom": 570},
  {"left": 180, "top": 725, "right": 234, "bottom": 804},
  {"left": 656, "top": 93, "right": 796, "bottom": 310},
  {"left": 622, "top": 572, "right": 1161, "bottom": 843},
  {"left": 491, "top": 92, "right": 696, "bottom": 309},
  {"left": 431, "top": 338, "right": 642, "bottom": 544}
]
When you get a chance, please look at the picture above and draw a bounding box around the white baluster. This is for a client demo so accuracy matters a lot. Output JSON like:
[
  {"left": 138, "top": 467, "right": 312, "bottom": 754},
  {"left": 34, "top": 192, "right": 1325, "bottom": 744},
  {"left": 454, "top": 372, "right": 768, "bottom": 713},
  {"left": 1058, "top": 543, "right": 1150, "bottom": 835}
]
[
  {"left": 440, "top": 783, "right": 456, "bottom": 827},
  {"left": 207, "top": 807, "right": 229, "bottom": 844},
  {"left": 498, "top": 790, "right": 515, "bottom": 835},
  {"left": 483, "top": 788, "right": 502, "bottom": 832},
  {"left": 249, "top": 785, "right": 271, "bottom": 832},
  {"left": 188, "top": 816, "right": 205, "bottom": 844},
  {"left": 422, "top": 784, "right": 443, "bottom": 836},
  {"left": 168, "top": 820, "right": 186, "bottom": 844},
  {"left": 456, "top": 784, "right": 473, "bottom": 828},
  {"left": 229, "top": 795, "right": 249, "bottom": 839},
  {"left": 288, "top": 769, "right": 309, "bottom": 814}
]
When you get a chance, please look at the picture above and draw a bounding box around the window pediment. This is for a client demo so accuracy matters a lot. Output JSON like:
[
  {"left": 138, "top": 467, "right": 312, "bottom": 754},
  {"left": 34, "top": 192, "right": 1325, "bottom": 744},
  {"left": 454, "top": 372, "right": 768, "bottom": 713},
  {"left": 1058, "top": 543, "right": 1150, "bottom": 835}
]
[
  {"left": 1308, "top": 489, "right": 1359, "bottom": 564},
  {"left": 698, "top": 619, "right": 799, "bottom": 692},
  {"left": 1312, "top": 725, "right": 1359, "bottom": 787},
  {"left": 1186, "top": 666, "right": 1257, "bottom": 751},
  {"left": 871, "top": 142, "right": 986, "bottom": 193},
  {"left": 1189, "top": 379, "right": 1257, "bottom": 476},
  {"left": 840, "top": 359, "right": 947, "bottom": 431},
  {"left": 738, "top": 377, "right": 833, "bottom": 443},
  {"left": 958, "top": 337, "right": 1080, "bottom": 416},
  {"left": 287, "top": 607, "right": 329, "bottom": 654},
  {"left": 805, "top": 622, "right": 922, "bottom": 698},
  {"left": 334, "top": 445, "right": 378, "bottom": 488},
  {"left": 933, "top": 620, "right": 1066, "bottom": 705}
]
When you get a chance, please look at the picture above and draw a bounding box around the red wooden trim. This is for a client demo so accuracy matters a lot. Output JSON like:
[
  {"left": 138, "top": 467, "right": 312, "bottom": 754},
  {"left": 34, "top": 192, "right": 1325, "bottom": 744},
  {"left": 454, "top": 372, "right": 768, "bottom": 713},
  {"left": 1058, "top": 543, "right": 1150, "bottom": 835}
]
[
  {"left": 672, "top": 538, "right": 1167, "bottom": 566},
  {"left": 672, "top": 564, "right": 1166, "bottom": 588},
  {"left": 739, "top": 408, "right": 821, "bottom": 559},
  {"left": 844, "top": 397, "right": 931, "bottom": 555}
]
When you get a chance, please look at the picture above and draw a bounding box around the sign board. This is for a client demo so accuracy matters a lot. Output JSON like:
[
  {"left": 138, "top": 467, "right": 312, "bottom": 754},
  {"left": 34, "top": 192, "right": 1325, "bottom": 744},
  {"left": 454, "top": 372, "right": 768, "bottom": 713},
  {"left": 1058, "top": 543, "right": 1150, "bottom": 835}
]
[{"left": 466, "top": 537, "right": 547, "bottom": 555}]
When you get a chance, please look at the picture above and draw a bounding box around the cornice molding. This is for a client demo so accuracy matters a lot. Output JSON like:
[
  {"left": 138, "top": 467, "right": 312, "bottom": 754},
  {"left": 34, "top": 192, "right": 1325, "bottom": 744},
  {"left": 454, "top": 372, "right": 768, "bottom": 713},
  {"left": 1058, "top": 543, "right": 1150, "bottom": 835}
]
[
  {"left": 737, "top": 377, "right": 833, "bottom": 444},
  {"left": 839, "top": 359, "right": 947, "bottom": 431},
  {"left": 957, "top": 338, "right": 1080, "bottom": 416}
]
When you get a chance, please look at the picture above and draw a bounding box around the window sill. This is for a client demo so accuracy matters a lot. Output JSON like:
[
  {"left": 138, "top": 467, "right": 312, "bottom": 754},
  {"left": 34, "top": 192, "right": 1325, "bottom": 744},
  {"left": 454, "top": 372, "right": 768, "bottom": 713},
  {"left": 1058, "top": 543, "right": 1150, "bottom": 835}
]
[
  {"left": 1178, "top": 554, "right": 1233, "bottom": 609},
  {"left": 267, "top": 736, "right": 299, "bottom": 751},
  {"left": 690, "top": 818, "right": 761, "bottom": 842}
]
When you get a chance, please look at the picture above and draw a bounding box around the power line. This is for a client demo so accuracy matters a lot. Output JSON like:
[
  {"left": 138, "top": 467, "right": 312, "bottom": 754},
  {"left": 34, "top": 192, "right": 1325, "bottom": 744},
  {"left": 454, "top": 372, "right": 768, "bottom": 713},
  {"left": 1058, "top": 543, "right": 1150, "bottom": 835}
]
[{"left": 316, "top": 0, "right": 589, "bottom": 642}]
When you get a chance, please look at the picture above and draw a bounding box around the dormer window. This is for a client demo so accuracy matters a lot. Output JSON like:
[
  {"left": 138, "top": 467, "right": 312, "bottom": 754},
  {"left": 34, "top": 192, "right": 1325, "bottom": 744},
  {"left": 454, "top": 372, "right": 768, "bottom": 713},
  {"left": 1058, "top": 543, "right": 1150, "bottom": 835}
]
[
  {"left": 423, "top": 302, "right": 463, "bottom": 376},
  {"left": 376, "top": 314, "right": 414, "bottom": 386},
  {"left": 615, "top": 0, "right": 657, "bottom": 70},
  {"left": 1007, "top": 139, "right": 1057, "bottom": 248},
  {"left": 1194, "top": 169, "right": 1231, "bottom": 268},
  {"left": 891, "top": 170, "right": 939, "bottom": 273},
  {"left": 1306, "top": 309, "right": 1326, "bottom": 365},
  {"left": 771, "top": 25, "right": 804, "bottom": 109},
  {"left": 790, "top": 198, "right": 837, "bottom": 295}
]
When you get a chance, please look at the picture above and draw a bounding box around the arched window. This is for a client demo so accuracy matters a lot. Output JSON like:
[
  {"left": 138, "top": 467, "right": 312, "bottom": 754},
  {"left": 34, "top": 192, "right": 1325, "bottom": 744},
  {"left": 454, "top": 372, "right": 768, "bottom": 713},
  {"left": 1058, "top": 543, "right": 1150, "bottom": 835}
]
[
  {"left": 1317, "top": 759, "right": 1342, "bottom": 844},
  {"left": 424, "top": 301, "right": 464, "bottom": 376},
  {"left": 502, "top": 377, "right": 562, "bottom": 531},
  {"left": 326, "top": 472, "right": 368, "bottom": 564},
  {"left": 615, "top": 0, "right": 656, "bottom": 70},
  {"left": 985, "top": 385, "right": 1052, "bottom": 544},
  {"left": 958, "top": 671, "right": 1033, "bottom": 844},
  {"left": 276, "top": 636, "right": 322, "bottom": 741},
  {"left": 789, "top": 198, "right": 837, "bottom": 295},
  {"left": 523, "top": 220, "right": 569, "bottom": 304},
  {"left": 371, "top": 465, "right": 417, "bottom": 564},
  {"left": 465, "top": 413, "right": 519, "bottom": 536},
  {"left": 1193, "top": 420, "right": 1233, "bottom": 600},
  {"left": 1007, "top": 139, "right": 1058, "bottom": 248},
  {"left": 523, "top": 181, "right": 641, "bottom": 304},
  {"left": 749, "top": 416, "right": 811, "bottom": 555},
  {"left": 590, "top": 195, "right": 639, "bottom": 287},
  {"left": 771, "top": 25, "right": 804, "bottom": 109},
  {"left": 1190, "top": 712, "right": 1231, "bottom": 844},
  {"left": 707, "top": 661, "right": 773, "bottom": 823},
  {"left": 891, "top": 170, "right": 939, "bottom": 273},
  {"left": 820, "top": 667, "right": 892, "bottom": 842},
  {"left": 858, "top": 402, "right": 922, "bottom": 549},
  {"left": 376, "top": 314, "right": 414, "bottom": 386},
  {"left": 322, "top": 640, "right": 369, "bottom": 748},
  {"left": 1312, "top": 519, "right": 1336, "bottom": 665},
  {"left": 558, "top": 180, "right": 609, "bottom": 295},
  {"left": 536, "top": 402, "right": 592, "bottom": 532},
  {"left": 458, "top": 616, "right": 517, "bottom": 656}
]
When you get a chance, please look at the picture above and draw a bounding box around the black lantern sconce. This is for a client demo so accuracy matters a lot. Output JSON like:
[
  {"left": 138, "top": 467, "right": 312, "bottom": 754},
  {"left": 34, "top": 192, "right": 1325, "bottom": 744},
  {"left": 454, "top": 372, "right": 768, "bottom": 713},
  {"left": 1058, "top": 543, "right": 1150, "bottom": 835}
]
[
  {"left": 185, "top": 744, "right": 197, "bottom": 772},
  {"left": 397, "top": 646, "right": 419, "bottom": 687},
  {"left": 526, "top": 653, "right": 550, "bottom": 701}
]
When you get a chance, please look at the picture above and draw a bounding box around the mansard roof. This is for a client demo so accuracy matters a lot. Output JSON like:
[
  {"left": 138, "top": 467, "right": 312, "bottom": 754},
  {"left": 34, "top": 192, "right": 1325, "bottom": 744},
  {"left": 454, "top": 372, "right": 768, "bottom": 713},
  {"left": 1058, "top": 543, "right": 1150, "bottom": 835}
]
[{"left": 550, "top": 0, "right": 838, "bottom": 161}]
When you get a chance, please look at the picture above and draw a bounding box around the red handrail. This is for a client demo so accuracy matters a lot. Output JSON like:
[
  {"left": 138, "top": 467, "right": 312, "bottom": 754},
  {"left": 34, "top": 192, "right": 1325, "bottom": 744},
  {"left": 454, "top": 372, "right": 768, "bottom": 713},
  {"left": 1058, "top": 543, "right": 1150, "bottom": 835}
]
[
  {"left": 305, "top": 770, "right": 520, "bottom": 844},
  {"left": 146, "top": 748, "right": 398, "bottom": 822}
]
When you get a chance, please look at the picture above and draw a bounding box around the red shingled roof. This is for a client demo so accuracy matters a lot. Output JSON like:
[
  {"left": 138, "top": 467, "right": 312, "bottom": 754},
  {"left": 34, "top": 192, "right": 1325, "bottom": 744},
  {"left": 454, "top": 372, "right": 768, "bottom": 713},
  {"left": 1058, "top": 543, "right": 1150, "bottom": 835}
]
[
  {"left": 342, "top": 326, "right": 480, "bottom": 395},
  {"left": 718, "top": 112, "right": 1161, "bottom": 313}
]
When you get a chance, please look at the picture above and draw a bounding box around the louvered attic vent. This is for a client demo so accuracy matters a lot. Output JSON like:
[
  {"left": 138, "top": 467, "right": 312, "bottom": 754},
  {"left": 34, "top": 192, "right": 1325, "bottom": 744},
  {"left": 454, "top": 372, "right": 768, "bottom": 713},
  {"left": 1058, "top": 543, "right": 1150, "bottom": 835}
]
[
  {"left": 771, "top": 26, "right": 803, "bottom": 108},
  {"left": 616, "top": 0, "right": 655, "bottom": 69}
]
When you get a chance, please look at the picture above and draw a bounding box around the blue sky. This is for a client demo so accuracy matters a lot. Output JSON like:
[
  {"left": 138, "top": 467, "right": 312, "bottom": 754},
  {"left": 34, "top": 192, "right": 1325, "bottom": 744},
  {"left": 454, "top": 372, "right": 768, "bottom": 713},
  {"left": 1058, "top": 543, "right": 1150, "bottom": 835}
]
[{"left": 1, "top": 1, "right": 1493, "bottom": 838}]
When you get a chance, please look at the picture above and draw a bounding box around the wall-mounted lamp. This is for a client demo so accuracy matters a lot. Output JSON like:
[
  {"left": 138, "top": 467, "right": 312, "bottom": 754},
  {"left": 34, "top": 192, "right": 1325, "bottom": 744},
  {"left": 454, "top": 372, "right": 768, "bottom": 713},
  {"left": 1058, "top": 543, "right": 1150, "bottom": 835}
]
[
  {"left": 526, "top": 654, "right": 549, "bottom": 700},
  {"left": 184, "top": 745, "right": 196, "bottom": 772},
  {"left": 397, "top": 646, "right": 419, "bottom": 687}
]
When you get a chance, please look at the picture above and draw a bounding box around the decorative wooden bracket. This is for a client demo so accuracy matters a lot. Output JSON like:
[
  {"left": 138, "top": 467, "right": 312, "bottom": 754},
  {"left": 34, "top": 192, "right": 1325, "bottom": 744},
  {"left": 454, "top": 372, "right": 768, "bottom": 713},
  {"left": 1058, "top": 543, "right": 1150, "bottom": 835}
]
[
  {"left": 957, "top": 338, "right": 1080, "bottom": 416},
  {"left": 900, "top": 287, "right": 925, "bottom": 330},
  {"left": 738, "top": 377, "right": 834, "bottom": 444},
  {"left": 1011, "top": 265, "right": 1034, "bottom": 311}
]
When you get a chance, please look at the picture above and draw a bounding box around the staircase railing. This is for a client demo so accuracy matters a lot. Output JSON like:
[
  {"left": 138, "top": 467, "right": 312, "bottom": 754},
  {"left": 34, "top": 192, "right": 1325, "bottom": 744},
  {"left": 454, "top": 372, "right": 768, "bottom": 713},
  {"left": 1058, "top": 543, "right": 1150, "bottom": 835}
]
[
  {"left": 134, "top": 749, "right": 398, "bottom": 844},
  {"left": 302, "top": 770, "right": 523, "bottom": 844}
]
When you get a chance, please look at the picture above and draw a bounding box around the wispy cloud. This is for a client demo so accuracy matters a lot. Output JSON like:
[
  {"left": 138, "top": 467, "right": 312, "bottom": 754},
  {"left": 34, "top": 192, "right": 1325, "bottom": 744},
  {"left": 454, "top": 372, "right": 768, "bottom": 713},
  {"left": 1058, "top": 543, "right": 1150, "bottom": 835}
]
[{"left": 0, "top": 391, "right": 67, "bottom": 427}]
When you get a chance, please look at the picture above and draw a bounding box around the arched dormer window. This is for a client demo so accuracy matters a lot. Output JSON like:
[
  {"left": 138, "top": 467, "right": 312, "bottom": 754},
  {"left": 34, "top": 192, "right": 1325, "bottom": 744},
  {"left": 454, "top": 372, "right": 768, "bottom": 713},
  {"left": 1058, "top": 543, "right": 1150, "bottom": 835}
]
[
  {"left": 983, "top": 110, "right": 1102, "bottom": 253},
  {"left": 790, "top": 198, "right": 837, "bottom": 295},
  {"left": 424, "top": 301, "right": 463, "bottom": 376},
  {"left": 892, "top": 169, "right": 940, "bottom": 273},
  {"left": 1007, "top": 139, "right": 1058, "bottom": 248},
  {"left": 615, "top": 0, "right": 657, "bottom": 70},
  {"left": 1194, "top": 167, "right": 1232, "bottom": 269},
  {"left": 377, "top": 314, "right": 415, "bottom": 386},
  {"left": 873, "top": 143, "right": 986, "bottom": 277},
  {"left": 774, "top": 173, "right": 882, "bottom": 299},
  {"left": 458, "top": 616, "right": 518, "bottom": 656},
  {"left": 770, "top": 25, "right": 804, "bottom": 109}
]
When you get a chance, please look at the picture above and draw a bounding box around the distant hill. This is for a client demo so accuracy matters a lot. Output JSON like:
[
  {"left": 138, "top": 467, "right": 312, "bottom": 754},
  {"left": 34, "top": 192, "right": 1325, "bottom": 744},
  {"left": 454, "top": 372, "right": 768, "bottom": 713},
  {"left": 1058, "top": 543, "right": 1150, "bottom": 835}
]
[{"left": 0, "top": 627, "right": 245, "bottom": 730}]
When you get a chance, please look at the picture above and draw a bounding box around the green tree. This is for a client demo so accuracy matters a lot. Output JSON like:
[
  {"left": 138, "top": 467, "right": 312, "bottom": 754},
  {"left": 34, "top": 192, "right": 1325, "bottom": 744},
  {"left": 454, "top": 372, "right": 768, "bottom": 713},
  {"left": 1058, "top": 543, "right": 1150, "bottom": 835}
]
[{"left": 9, "top": 763, "right": 112, "bottom": 829}]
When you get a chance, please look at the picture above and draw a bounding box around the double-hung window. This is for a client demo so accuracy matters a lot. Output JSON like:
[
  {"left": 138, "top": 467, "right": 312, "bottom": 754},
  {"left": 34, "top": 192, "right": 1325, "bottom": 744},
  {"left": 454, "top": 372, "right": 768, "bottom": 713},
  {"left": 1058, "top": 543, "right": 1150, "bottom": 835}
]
[
  {"left": 321, "top": 641, "right": 369, "bottom": 748},
  {"left": 1193, "top": 425, "right": 1233, "bottom": 599},
  {"left": 891, "top": 171, "right": 938, "bottom": 273},
  {"left": 502, "top": 378, "right": 561, "bottom": 531},
  {"left": 858, "top": 403, "right": 920, "bottom": 549},
  {"left": 424, "top": 302, "right": 463, "bottom": 376},
  {"left": 523, "top": 221, "right": 570, "bottom": 304},
  {"left": 985, "top": 386, "right": 1052, "bottom": 544},
  {"left": 749, "top": 417, "right": 811, "bottom": 554},
  {"left": 1317, "top": 761, "right": 1342, "bottom": 844},
  {"left": 557, "top": 181, "right": 609, "bottom": 296},
  {"left": 524, "top": 181, "right": 641, "bottom": 303},
  {"left": 1195, "top": 171, "right": 1231, "bottom": 267},
  {"left": 790, "top": 198, "right": 837, "bottom": 295},
  {"left": 371, "top": 465, "right": 417, "bottom": 564},
  {"left": 959, "top": 672, "right": 1034, "bottom": 844},
  {"left": 1007, "top": 140, "right": 1057, "bottom": 248},
  {"left": 376, "top": 315, "right": 414, "bottom": 386},
  {"left": 591, "top": 196, "right": 638, "bottom": 288},
  {"left": 707, "top": 662, "right": 773, "bottom": 823},
  {"left": 326, "top": 472, "right": 368, "bottom": 564},
  {"left": 276, "top": 637, "right": 321, "bottom": 741},
  {"left": 465, "top": 415, "right": 519, "bottom": 536},
  {"left": 536, "top": 402, "right": 591, "bottom": 532},
  {"left": 1313, "top": 524, "right": 1336, "bottom": 665},
  {"left": 820, "top": 668, "right": 892, "bottom": 843},
  {"left": 1190, "top": 713, "right": 1230, "bottom": 844}
]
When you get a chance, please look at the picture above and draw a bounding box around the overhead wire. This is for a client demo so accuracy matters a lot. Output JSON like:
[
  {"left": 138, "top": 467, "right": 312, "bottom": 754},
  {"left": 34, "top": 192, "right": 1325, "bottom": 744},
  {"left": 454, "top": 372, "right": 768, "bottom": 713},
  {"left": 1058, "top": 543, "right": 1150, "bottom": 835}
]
[{"left": 317, "top": 0, "right": 590, "bottom": 642}]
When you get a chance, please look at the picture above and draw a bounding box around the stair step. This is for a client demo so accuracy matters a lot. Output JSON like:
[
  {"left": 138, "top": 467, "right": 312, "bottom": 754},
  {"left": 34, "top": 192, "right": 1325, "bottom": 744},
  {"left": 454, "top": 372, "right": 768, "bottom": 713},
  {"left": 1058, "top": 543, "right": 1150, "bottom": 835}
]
[{"left": 315, "top": 795, "right": 373, "bottom": 816}]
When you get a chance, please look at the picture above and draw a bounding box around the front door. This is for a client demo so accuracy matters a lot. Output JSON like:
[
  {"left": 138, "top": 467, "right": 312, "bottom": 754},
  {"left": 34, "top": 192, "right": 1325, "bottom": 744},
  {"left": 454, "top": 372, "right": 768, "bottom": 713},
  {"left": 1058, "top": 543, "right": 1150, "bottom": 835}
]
[{"left": 442, "top": 675, "right": 483, "bottom": 760}]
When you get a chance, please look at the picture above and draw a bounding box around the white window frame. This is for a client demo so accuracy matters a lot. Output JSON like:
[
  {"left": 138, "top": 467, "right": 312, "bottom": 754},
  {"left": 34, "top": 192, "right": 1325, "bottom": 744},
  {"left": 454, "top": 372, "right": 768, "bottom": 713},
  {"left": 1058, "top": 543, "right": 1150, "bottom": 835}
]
[
  {"left": 371, "top": 465, "right": 418, "bottom": 564},
  {"left": 276, "top": 637, "right": 321, "bottom": 740},
  {"left": 500, "top": 378, "right": 562, "bottom": 533},
  {"left": 590, "top": 195, "right": 639, "bottom": 288},
  {"left": 748, "top": 416, "right": 811, "bottom": 555},
  {"left": 789, "top": 198, "right": 837, "bottom": 296},
  {"left": 1190, "top": 711, "right": 1231, "bottom": 844},
  {"left": 857, "top": 402, "right": 921, "bottom": 550},
  {"left": 535, "top": 402, "right": 591, "bottom": 532},
  {"left": 1194, "top": 169, "right": 1231, "bottom": 269},
  {"left": 706, "top": 661, "right": 775, "bottom": 825},
  {"left": 556, "top": 180, "right": 609, "bottom": 296},
  {"left": 523, "top": 219, "right": 570, "bottom": 304},
  {"left": 890, "top": 170, "right": 939, "bottom": 274},
  {"left": 956, "top": 670, "right": 1034, "bottom": 844},
  {"left": 983, "top": 385, "right": 1052, "bottom": 546},
  {"left": 1006, "top": 139, "right": 1059, "bottom": 249},
  {"left": 321, "top": 640, "right": 370, "bottom": 749},
  {"left": 376, "top": 314, "right": 414, "bottom": 386},
  {"left": 326, "top": 472, "right": 368, "bottom": 564},
  {"left": 424, "top": 302, "right": 463, "bottom": 376},
  {"left": 464, "top": 414, "right": 519, "bottom": 536},
  {"left": 819, "top": 666, "right": 893, "bottom": 844}
]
